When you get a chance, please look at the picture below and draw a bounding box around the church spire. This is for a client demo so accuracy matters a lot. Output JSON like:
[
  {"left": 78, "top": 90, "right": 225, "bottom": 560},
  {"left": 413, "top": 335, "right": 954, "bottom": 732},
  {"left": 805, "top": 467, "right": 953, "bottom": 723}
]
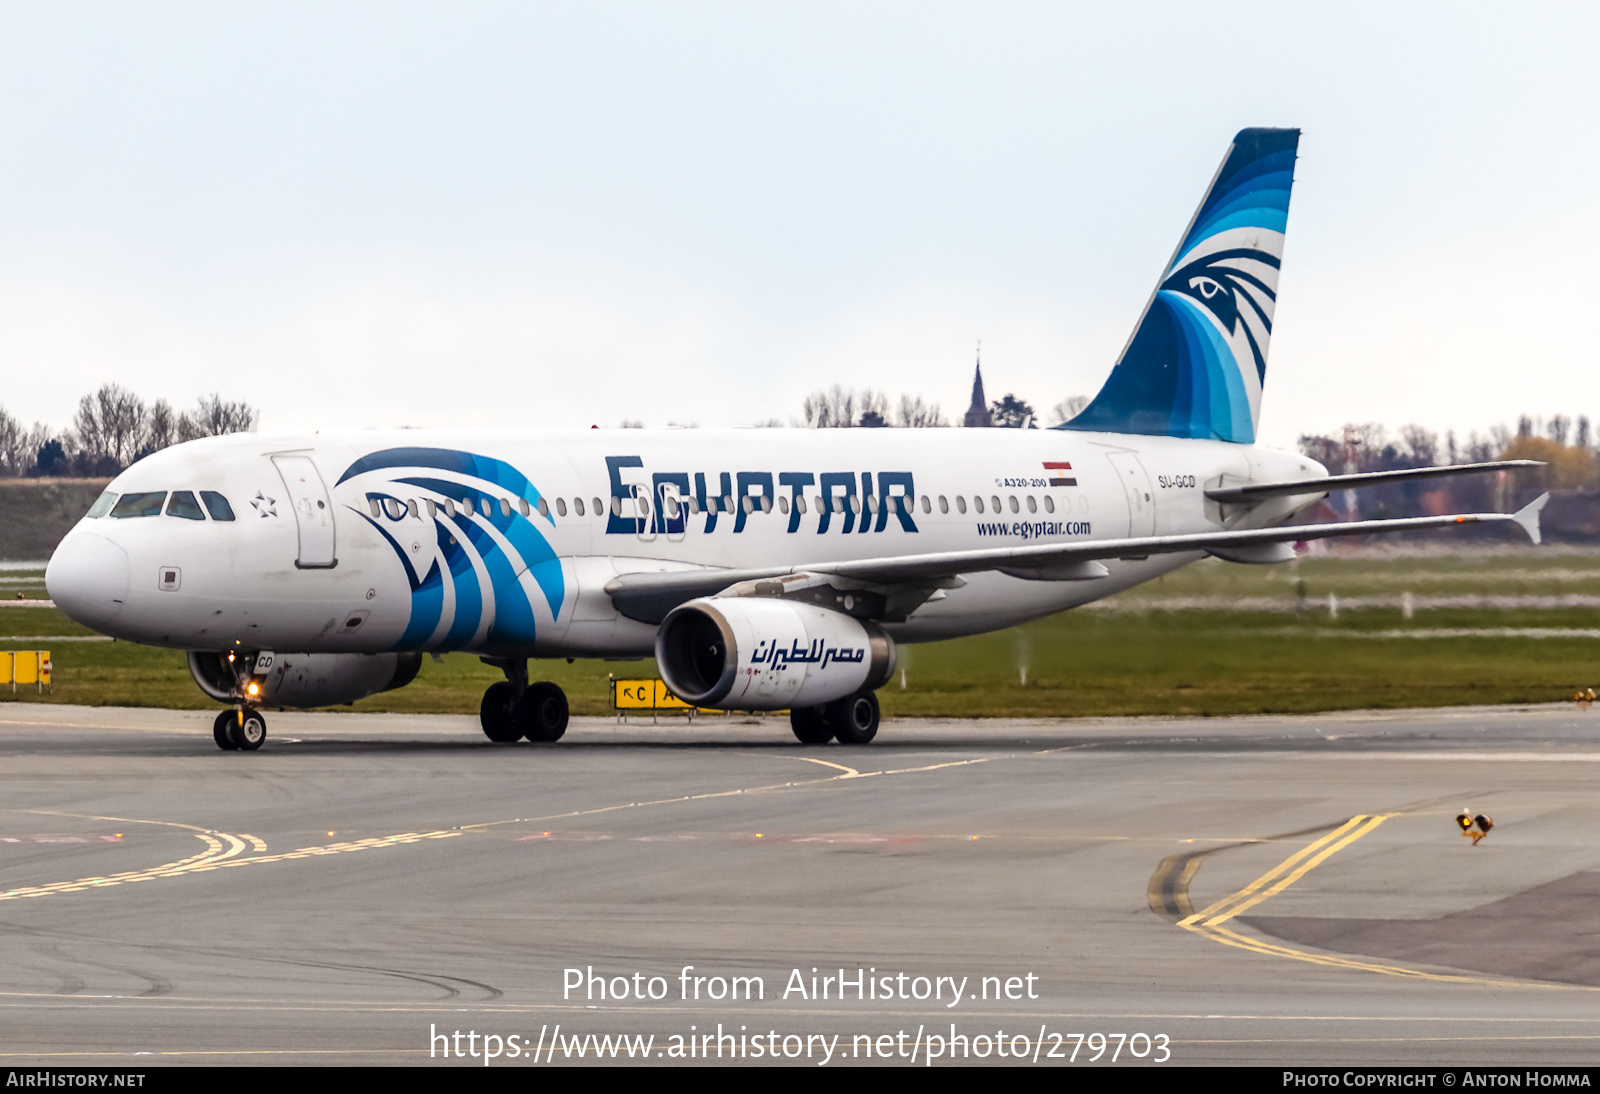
[{"left": 963, "top": 343, "right": 991, "bottom": 428}]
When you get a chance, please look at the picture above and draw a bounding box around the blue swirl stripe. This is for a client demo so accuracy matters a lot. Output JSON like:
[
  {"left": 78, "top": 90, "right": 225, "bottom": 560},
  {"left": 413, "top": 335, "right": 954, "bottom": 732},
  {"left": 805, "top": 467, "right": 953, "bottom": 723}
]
[{"left": 340, "top": 448, "right": 566, "bottom": 654}]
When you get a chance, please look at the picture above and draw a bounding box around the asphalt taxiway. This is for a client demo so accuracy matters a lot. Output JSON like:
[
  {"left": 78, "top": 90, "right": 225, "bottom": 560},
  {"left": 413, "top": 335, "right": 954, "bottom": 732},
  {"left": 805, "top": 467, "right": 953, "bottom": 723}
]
[{"left": 2, "top": 702, "right": 1600, "bottom": 1066}]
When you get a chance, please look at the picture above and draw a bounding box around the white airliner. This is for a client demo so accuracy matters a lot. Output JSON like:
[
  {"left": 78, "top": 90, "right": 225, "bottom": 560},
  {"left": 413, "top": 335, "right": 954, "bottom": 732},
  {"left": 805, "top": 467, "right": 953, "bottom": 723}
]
[{"left": 45, "top": 128, "right": 1545, "bottom": 750}]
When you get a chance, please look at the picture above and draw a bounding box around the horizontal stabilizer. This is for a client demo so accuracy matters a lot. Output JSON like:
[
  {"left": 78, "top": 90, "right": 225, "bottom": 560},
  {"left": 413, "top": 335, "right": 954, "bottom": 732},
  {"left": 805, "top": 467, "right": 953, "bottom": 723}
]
[
  {"left": 1513, "top": 492, "right": 1549, "bottom": 546},
  {"left": 1204, "top": 460, "right": 1544, "bottom": 503}
]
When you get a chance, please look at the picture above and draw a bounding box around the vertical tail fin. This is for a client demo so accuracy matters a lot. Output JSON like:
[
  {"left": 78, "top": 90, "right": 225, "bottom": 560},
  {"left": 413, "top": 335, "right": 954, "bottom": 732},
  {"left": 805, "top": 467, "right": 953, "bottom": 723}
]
[{"left": 1061, "top": 127, "right": 1299, "bottom": 443}]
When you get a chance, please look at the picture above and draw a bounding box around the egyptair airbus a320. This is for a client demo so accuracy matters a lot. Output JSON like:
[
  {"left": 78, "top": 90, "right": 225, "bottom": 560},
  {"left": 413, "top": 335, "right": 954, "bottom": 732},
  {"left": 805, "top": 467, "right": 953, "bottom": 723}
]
[{"left": 45, "top": 128, "right": 1545, "bottom": 750}]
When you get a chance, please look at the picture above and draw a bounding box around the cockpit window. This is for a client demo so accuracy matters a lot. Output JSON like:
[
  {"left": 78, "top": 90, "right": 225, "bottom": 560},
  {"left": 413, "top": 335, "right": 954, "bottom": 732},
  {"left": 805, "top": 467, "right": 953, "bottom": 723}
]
[
  {"left": 86, "top": 490, "right": 117, "bottom": 518},
  {"left": 109, "top": 492, "right": 167, "bottom": 518},
  {"left": 200, "top": 491, "right": 236, "bottom": 521},
  {"left": 166, "top": 491, "right": 206, "bottom": 520}
]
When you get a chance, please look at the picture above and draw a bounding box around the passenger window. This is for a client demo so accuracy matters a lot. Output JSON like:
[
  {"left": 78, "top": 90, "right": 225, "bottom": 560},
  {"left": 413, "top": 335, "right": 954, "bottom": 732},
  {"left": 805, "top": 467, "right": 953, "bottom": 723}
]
[
  {"left": 1026, "top": 496, "right": 1037, "bottom": 514},
  {"left": 166, "top": 491, "right": 206, "bottom": 520},
  {"left": 778, "top": 495, "right": 789, "bottom": 515},
  {"left": 956, "top": 496, "right": 967, "bottom": 514},
  {"left": 1043, "top": 496, "right": 1055, "bottom": 514},
  {"left": 426, "top": 499, "right": 438, "bottom": 518},
  {"left": 407, "top": 499, "right": 419, "bottom": 519},
  {"left": 110, "top": 492, "right": 167, "bottom": 518},
  {"left": 921, "top": 495, "right": 931, "bottom": 514},
  {"left": 368, "top": 498, "right": 381, "bottom": 518},
  {"left": 480, "top": 498, "right": 493, "bottom": 517},
  {"left": 86, "top": 490, "right": 117, "bottom": 518},
  {"left": 1009, "top": 496, "right": 1019, "bottom": 514},
  {"left": 593, "top": 498, "right": 604, "bottom": 517},
  {"left": 938, "top": 496, "right": 949, "bottom": 514},
  {"left": 537, "top": 497, "right": 550, "bottom": 518},
  {"left": 761, "top": 495, "right": 772, "bottom": 513},
  {"left": 574, "top": 497, "right": 585, "bottom": 517},
  {"left": 518, "top": 498, "right": 530, "bottom": 517},
  {"left": 501, "top": 497, "right": 512, "bottom": 517},
  {"left": 848, "top": 496, "right": 861, "bottom": 515},
  {"left": 611, "top": 497, "right": 621, "bottom": 516},
  {"left": 445, "top": 499, "right": 456, "bottom": 517},
  {"left": 556, "top": 497, "right": 567, "bottom": 517},
  {"left": 795, "top": 496, "right": 807, "bottom": 515},
  {"left": 991, "top": 495, "right": 1001, "bottom": 513},
  {"left": 973, "top": 496, "right": 984, "bottom": 514}
]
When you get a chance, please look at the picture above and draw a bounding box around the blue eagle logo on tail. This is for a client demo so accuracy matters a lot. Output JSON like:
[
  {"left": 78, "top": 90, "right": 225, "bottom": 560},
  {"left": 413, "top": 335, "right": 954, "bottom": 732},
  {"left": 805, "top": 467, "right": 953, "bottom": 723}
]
[
  {"left": 1163, "top": 246, "right": 1281, "bottom": 384},
  {"left": 1061, "top": 127, "right": 1298, "bottom": 444}
]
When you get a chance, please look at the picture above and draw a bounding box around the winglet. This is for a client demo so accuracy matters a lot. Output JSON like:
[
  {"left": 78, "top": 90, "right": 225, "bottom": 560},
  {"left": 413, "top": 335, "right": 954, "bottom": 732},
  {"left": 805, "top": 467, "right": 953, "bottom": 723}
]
[{"left": 1512, "top": 492, "right": 1549, "bottom": 545}]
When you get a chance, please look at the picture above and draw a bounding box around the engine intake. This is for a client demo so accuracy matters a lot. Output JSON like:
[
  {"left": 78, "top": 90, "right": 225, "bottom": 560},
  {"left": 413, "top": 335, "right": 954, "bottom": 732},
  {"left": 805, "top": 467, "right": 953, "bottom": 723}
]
[{"left": 656, "top": 598, "right": 895, "bottom": 710}]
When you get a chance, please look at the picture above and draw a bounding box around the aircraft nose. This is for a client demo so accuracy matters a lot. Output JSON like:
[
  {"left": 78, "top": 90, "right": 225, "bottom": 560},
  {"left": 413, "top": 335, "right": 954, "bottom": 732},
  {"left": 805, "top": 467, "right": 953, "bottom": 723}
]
[{"left": 46, "top": 532, "right": 130, "bottom": 631}]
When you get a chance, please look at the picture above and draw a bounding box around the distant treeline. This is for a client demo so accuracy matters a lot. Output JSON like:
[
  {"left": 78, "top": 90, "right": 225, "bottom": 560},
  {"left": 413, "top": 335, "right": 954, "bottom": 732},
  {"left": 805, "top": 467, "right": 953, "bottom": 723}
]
[
  {"left": 1296, "top": 416, "right": 1597, "bottom": 526},
  {"left": 798, "top": 385, "right": 1062, "bottom": 428},
  {"left": 0, "top": 384, "right": 258, "bottom": 478}
]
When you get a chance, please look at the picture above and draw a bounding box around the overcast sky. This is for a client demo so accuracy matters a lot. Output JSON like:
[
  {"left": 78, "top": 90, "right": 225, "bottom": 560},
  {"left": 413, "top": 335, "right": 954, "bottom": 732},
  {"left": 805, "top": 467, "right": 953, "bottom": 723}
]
[{"left": 0, "top": 3, "right": 1594, "bottom": 448}]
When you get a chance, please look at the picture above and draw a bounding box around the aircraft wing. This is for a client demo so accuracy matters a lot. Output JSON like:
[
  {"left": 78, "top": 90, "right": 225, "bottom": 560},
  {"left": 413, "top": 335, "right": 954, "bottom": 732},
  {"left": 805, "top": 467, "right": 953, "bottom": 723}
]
[
  {"left": 605, "top": 494, "right": 1549, "bottom": 622},
  {"left": 1203, "top": 460, "right": 1542, "bottom": 503}
]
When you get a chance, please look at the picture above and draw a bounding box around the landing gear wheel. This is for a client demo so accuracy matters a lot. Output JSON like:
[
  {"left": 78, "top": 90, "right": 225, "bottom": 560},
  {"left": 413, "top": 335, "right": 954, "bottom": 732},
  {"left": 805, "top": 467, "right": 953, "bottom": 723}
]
[
  {"left": 790, "top": 706, "right": 835, "bottom": 744},
  {"left": 230, "top": 710, "right": 267, "bottom": 751},
  {"left": 479, "top": 682, "right": 524, "bottom": 743},
  {"left": 828, "top": 690, "right": 880, "bottom": 745},
  {"left": 518, "top": 682, "right": 568, "bottom": 742},
  {"left": 213, "top": 710, "right": 240, "bottom": 751}
]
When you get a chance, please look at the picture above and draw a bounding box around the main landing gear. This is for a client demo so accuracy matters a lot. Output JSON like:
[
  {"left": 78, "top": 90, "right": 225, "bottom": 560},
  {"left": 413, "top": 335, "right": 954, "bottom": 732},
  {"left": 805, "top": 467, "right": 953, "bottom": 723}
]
[
  {"left": 213, "top": 708, "right": 266, "bottom": 751},
  {"left": 789, "top": 689, "right": 880, "bottom": 746},
  {"left": 479, "top": 659, "right": 569, "bottom": 743}
]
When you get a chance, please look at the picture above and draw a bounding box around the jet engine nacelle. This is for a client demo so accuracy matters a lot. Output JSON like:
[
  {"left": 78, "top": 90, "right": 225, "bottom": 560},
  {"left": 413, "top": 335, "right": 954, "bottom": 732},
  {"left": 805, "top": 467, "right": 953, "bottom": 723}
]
[
  {"left": 656, "top": 597, "right": 896, "bottom": 711},
  {"left": 187, "top": 650, "right": 423, "bottom": 709}
]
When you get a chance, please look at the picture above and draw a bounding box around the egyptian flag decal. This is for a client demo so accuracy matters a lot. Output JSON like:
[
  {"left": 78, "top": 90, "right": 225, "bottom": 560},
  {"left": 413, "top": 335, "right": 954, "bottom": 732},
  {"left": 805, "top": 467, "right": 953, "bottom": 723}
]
[{"left": 1043, "top": 461, "right": 1076, "bottom": 487}]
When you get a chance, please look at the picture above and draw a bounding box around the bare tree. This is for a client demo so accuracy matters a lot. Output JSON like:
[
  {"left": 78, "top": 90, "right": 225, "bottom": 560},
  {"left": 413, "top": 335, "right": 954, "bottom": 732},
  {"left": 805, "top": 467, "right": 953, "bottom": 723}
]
[
  {"left": 142, "top": 398, "right": 179, "bottom": 456},
  {"left": 1548, "top": 415, "right": 1572, "bottom": 446},
  {"left": 805, "top": 386, "right": 943, "bottom": 427},
  {"left": 0, "top": 406, "right": 22, "bottom": 476},
  {"left": 1048, "top": 395, "right": 1089, "bottom": 426},
  {"left": 1397, "top": 424, "right": 1438, "bottom": 467},
  {"left": 855, "top": 390, "right": 889, "bottom": 427},
  {"left": 72, "top": 384, "right": 147, "bottom": 471},
  {"left": 803, "top": 385, "right": 887, "bottom": 428},
  {"left": 180, "top": 393, "right": 258, "bottom": 440},
  {"left": 895, "top": 395, "right": 947, "bottom": 428}
]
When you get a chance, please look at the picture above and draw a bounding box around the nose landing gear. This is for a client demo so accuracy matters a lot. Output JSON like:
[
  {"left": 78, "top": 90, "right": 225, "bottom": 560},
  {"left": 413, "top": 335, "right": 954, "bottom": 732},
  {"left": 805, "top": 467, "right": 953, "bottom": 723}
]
[
  {"left": 479, "top": 659, "right": 569, "bottom": 743},
  {"left": 212, "top": 708, "right": 266, "bottom": 751}
]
